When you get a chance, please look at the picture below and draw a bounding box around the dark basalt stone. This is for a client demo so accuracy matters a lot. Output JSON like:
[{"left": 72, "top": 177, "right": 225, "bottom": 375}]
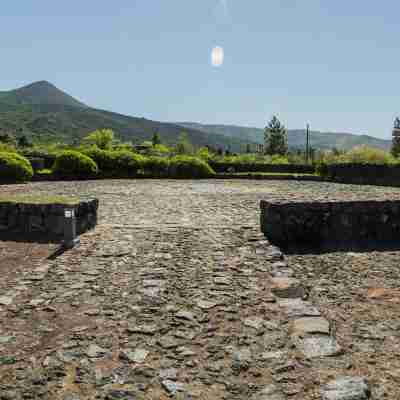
[
  {"left": 260, "top": 199, "right": 400, "bottom": 251},
  {"left": 0, "top": 198, "right": 98, "bottom": 243}
]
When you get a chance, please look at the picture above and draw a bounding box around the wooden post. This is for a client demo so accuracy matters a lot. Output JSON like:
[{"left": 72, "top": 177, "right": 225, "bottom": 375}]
[{"left": 306, "top": 124, "right": 310, "bottom": 164}]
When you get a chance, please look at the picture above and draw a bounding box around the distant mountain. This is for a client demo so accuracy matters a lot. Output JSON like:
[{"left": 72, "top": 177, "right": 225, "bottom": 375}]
[
  {"left": 0, "top": 82, "right": 254, "bottom": 151},
  {"left": 0, "top": 81, "right": 391, "bottom": 152},
  {"left": 0, "top": 81, "right": 87, "bottom": 109},
  {"left": 178, "top": 122, "right": 392, "bottom": 151}
]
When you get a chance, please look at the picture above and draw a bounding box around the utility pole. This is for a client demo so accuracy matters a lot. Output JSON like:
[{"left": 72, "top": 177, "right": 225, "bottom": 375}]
[{"left": 305, "top": 123, "right": 310, "bottom": 164}]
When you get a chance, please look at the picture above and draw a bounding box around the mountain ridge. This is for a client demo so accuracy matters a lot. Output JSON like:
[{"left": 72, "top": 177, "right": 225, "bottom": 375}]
[
  {"left": 0, "top": 81, "right": 88, "bottom": 109},
  {"left": 0, "top": 81, "right": 392, "bottom": 151},
  {"left": 177, "top": 122, "right": 392, "bottom": 151}
]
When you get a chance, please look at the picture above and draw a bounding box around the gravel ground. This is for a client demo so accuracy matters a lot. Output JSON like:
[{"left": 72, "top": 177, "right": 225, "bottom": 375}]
[{"left": 0, "top": 179, "right": 400, "bottom": 399}]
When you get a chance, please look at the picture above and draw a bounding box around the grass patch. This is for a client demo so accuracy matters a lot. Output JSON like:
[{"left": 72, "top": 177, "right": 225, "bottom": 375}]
[
  {"left": 0, "top": 194, "right": 80, "bottom": 205},
  {"left": 36, "top": 169, "right": 53, "bottom": 175}
]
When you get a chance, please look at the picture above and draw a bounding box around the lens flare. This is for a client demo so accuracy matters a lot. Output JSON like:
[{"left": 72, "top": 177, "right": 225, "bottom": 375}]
[{"left": 211, "top": 46, "right": 224, "bottom": 67}]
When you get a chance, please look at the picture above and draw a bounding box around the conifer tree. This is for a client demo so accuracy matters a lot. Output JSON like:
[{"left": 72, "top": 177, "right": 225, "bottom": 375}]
[{"left": 264, "top": 116, "right": 288, "bottom": 155}]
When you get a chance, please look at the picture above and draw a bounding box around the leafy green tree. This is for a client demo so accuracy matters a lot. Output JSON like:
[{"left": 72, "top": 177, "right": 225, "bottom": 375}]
[
  {"left": 196, "top": 146, "right": 211, "bottom": 160},
  {"left": 83, "top": 129, "right": 115, "bottom": 150},
  {"left": 152, "top": 129, "right": 161, "bottom": 146},
  {"left": 176, "top": 132, "right": 194, "bottom": 154},
  {"left": 0, "top": 133, "right": 16, "bottom": 145},
  {"left": 264, "top": 116, "right": 288, "bottom": 156},
  {"left": 246, "top": 143, "right": 252, "bottom": 154}
]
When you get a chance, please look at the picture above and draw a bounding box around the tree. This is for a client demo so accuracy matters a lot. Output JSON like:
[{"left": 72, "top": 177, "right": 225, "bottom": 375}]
[
  {"left": 264, "top": 116, "right": 288, "bottom": 156},
  {"left": 83, "top": 129, "right": 115, "bottom": 150},
  {"left": 392, "top": 117, "right": 400, "bottom": 157},
  {"left": 152, "top": 129, "right": 161, "bottom": 146},
  {"left": 176, "top": 132, "right": 193, "bottom": 154},
  {"left": 197, "top": 146, "right": 211, "bottom": 160},
  {"left": 246, "top": 143, "right": 252, "bottom": 154},
  {"left": 17, "top": 135, "right": 31, "bottom": 148},
  {"left": 392, "top": 141, "right": 400, "bottom": 158}
]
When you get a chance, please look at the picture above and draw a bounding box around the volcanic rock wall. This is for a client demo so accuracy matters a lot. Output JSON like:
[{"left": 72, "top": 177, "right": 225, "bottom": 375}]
[
  {"left": 260, "top": 199, "right": 400, "bottom": 249},
  {"left": 0, "top": 199, "right": 98, "bottom": 242}
]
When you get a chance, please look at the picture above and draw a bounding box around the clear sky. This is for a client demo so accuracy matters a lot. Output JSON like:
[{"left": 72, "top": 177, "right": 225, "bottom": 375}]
[{"left": 1, "top": 0, "right": 399, "bottom": 138}]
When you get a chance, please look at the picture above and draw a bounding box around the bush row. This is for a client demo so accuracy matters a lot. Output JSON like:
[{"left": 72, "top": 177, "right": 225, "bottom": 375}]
[{"left": 53, "top": 150, "right": 215, "bottom": 179}]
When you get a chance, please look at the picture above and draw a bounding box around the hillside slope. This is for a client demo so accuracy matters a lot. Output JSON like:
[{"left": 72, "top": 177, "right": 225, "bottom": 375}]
[
  {"left": 0, "top": 81, "right": 87, "bottom": 109},
  {"left": 178, "top": 122, "right": 391, "bottom": 151},
  {"left": 0, "top": 82, "right": 254, "bottom": 151},
  {"left": 0, "top": 104, "right": 253, "bottom": 151}
]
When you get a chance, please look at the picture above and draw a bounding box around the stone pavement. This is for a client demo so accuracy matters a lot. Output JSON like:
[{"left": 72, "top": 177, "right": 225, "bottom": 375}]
[{"left": 1, "top": 179, "right": 398, "bottom": 399}]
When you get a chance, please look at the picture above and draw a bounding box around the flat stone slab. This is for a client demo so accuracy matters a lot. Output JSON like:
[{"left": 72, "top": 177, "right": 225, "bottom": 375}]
[
  {"left": 321, "top": 377, "right": 371, "bottom": 400},
  {"left": 278, "top": 298, "right": 321, "bottom": 317},
  {"left": 270, "top": 278, "right": 305, "bottom": 298},
  {"left": 292, "top": 317, "right": 330, "bottom": 336},
  {"left": 251, "top": 384, "right": 286, "bottom": 400},
  {"left": 293, "top": 334, "right": 342, "bottom": 358}
]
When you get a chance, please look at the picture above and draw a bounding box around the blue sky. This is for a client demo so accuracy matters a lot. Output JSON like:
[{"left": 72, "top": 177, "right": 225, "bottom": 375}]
[{"left": 1, "top": 1, "right": 400, "bottom": 138}]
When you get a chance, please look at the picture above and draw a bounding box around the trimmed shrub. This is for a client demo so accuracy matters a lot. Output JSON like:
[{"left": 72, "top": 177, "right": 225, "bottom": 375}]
[
  {"left": 169, "top": 156, "right": 215, "bottom": 178},
  {"left": 338, "top": 145, "right": 395, "bottom": 164},
  {"left": 320, "top": 145, "right": 396, "bottom": 165},
  {"left": 0, "top": 152, "right": 34, "bottom": 182},
  {"left": 82, "top": 148, "right": 115, "bottom": 174},
  {"left": 53, "top": 151, "right": 98, "bottom": 179},
  {"left": 143, "top": 156, "right": 170, "bottom": 177},
  {"left": 81, "top": 148, "right": 146, "bottom": 177},
  {"left": 111, "top": 151, "right": 146, "bottom": 177}
]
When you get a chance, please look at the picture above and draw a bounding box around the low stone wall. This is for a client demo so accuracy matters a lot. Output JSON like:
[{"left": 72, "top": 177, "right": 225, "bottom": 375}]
[
  {"left": 209, "top": 162, "right": 315, "bottom": 174},
  {"left": 323, "top": 163, "right": 400, "bottom": 187},
  {"left": 214, "top": 173, "right": 323, "bottom": 181},
  {"left": 260, "top": 199, "right": 400, "bottom": 249},
  {"left": 0, "top": 199, "right": 98, "bottom": 242},
  {"left": 27, "top": 157, "right": 45, "bottom": 171}
]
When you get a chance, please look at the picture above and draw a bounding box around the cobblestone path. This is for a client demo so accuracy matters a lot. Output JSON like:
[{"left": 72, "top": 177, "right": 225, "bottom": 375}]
[{"left": 1, "top": 180, "right": 399, "bottom": 399}]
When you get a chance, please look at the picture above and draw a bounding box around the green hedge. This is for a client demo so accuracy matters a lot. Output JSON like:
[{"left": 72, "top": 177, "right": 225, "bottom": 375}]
[
  {"left": 53, "top": 151, "right": 98, "bottom": 179},
  {"left": 29, "top": 149, "right": 215, "bottom": 180},
  {"left": 110, "top": 151, "right": 146, "bottom": 177},
  {"left": 82, "top": 148, "right": 146, "bottom": 177},
  {"left": 0, "top": 152, "right": 34, "bottom": 182},
  {"left": 82, "top": 148, "right": 116, "bottom": 175},
  {"left": 169, "top": 156, "right": 215, "bottom": 178},
  {"left": 143, "top": 156, "right": 170, "bottom": 177}
]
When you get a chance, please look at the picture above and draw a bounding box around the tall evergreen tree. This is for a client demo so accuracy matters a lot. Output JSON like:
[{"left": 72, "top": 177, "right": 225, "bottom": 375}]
[
  {"left": 152, "top": 129, "right": 161, "bottom": 146},
  {"left": 264, "top": 116, "right": 288, "bottom": 155},
  {"left": 392, "top": 117, "right": 400, "bottom": 157},
  {"left": 17, "top": 135, "right": 31, "bottom": 148}
]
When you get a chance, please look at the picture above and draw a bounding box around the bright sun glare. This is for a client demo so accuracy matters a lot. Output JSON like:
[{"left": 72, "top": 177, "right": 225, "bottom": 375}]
[{"left": 211, "top": 46, "right": 224, "bottom": 67}]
